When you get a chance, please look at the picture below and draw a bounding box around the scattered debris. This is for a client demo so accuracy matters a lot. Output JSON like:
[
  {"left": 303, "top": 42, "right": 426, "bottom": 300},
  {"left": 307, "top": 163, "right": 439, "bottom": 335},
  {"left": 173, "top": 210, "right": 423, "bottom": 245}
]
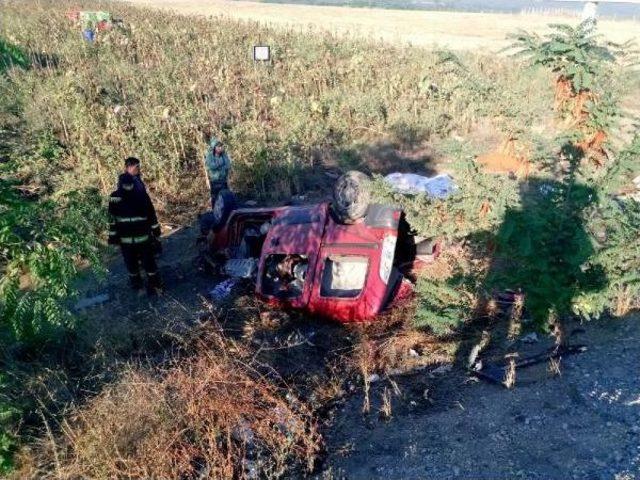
[
  {"left": 367, "top": 373, "right": 381, "bottom": 383},
  {"left": 467, "top": 330, "right": 491, "bottom": 369},
  {"left": 520, "top": 332, "right": 539, "bottom": 344},
  {"left": 209, "top": 278, "right": 238, "bottom": 301},
  {"left": 429, "top": 364, "right": 453, "bottom": 377},
  {"left": 473, "top": 344, "right": 587, "bottom": 388},
  {"left": 384, "top": 172, "right": 459, "bottom": 198},
  {"left": 74, "top": 293, "right": 110, "bottom": 311},
  {"left": 259, "top": 310, "right": 288, "bottom": 329},
  {"left": 224, "top": 258, "right": 258, "bottom": 278}
]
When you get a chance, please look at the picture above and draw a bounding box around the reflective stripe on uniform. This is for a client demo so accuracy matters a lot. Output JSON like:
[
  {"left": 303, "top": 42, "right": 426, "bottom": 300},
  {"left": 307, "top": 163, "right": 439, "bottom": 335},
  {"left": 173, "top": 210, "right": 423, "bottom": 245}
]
[
  {"left": 108, "top": 231, "right": 118, "bottom": 236},
  {"left": 120, "top": 235, "right": 150, "bottom": 244},
  {"left": 109, "top": 197, "right": 121, "bottom": 203},
  {"left": 115, "top": 216, "right": 148, "bottom": 223},
  {"left": 150, "top": 223, "right": 160, "bottom": 229}
]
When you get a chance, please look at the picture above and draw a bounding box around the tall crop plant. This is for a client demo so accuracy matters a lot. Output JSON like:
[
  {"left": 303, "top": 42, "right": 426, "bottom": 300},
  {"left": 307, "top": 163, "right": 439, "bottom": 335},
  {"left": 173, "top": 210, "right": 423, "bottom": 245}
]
[{"left": 0, "top": 0, "right": 550, "bottom": 216}]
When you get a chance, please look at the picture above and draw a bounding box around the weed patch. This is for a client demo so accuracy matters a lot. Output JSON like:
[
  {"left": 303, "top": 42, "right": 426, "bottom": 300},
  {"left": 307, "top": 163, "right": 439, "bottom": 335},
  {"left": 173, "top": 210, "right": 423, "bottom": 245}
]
[{"left": 16, "top": 328, "right": 321, "bottom": 479}]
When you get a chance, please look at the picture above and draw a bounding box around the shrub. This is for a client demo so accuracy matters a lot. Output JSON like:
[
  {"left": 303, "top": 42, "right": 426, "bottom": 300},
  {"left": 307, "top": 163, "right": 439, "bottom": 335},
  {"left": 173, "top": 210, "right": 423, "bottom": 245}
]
[
  {"left": 509, "top": 20, "right": 617, "bottom": 95},
  {"left": 0, "top": 178, "right": 104, "bottom": 342},
  {"left": 0, "top": 39, "right": 29, "bottom": 73},
  {"left": 0, "top": 379, "right": 18, "bottom": 475},
  {"left": 414, "top": 276, "right": 474, "bottom": 335}
]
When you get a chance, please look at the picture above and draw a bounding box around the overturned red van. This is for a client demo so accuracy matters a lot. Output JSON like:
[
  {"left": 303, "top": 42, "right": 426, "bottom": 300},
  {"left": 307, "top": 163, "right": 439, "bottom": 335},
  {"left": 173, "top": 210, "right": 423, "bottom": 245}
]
[{"left": 201, "top": 172, "right": 438, "bottom": 322}]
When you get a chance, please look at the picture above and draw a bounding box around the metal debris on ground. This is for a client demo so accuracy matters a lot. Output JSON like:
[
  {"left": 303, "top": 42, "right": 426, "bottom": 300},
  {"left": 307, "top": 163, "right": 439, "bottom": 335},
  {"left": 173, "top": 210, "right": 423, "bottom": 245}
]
[
  {"left": 473, "top": 344, "right": 587, "bottom": 387},
  {"left": 429, "top": 364, "right": 453, "bottom": 377}
]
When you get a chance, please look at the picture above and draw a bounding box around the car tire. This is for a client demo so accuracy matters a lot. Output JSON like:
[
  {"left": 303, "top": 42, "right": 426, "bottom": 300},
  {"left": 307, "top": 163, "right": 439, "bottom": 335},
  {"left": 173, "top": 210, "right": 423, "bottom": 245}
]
[
  {"left": 333, "top": 170, "right": 371, "bottom": 224},
  {"left": 212, "top": 189, "right": 235, "bottom": 229}
]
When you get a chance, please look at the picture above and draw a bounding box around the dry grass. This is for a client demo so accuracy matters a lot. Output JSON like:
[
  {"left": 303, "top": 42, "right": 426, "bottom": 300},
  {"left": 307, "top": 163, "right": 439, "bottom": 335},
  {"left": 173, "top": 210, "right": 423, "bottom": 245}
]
[
  {"left": 379, "top": 388, "right": 392, "bottom": 421},
  {"left": 352, "top": 305, "right": 456, "bottom": 373},
  {"left": 125, "top": 0, "right": 640, "bottom": 52},
  {"left": 548, "top": 357, "right": 562, "bottom": 377},
  {"left": 613, "top": 285, "right": 639, "bottom": 317},
  {"left": 476, "top": 137, "right": 531, "bottom": 178},
  {"left": 348, "top": 305, "right": 458, "bottom": 412},
  {"left": 503, "top": 353, "right": 518, "bottom": 389},
  {"left": 15, "top": 328, "right": 321, "bottom": 479}
]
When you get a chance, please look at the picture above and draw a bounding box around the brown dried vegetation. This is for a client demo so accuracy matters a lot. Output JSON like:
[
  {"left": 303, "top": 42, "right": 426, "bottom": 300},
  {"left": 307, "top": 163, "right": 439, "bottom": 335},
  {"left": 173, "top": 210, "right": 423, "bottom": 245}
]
[{"left": 16, "top": 329, "right": 321, "bottom": 480}]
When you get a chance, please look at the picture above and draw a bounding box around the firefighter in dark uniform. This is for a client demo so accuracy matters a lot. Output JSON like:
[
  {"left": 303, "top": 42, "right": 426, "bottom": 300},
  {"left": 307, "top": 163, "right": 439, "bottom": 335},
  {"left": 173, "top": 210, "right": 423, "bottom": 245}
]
[{"left": 108, "top": 157, "right": 162, "bottom": 295}]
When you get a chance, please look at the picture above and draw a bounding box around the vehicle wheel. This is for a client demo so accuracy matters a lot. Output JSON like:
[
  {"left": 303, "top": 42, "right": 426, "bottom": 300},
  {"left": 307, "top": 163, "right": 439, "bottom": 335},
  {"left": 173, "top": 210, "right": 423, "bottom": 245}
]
[
  {"left": 212, "top": 189, "right": 235, "bottom": 229},
  {"left": 333, "top": 171, "right": 371, "bottom": 224}
]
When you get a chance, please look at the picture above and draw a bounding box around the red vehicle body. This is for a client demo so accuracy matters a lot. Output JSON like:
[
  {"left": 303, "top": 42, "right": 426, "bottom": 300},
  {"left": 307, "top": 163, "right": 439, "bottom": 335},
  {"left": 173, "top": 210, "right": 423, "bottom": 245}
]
[{"left": 206, "top": 201, "right": 436, "bottom": 323}]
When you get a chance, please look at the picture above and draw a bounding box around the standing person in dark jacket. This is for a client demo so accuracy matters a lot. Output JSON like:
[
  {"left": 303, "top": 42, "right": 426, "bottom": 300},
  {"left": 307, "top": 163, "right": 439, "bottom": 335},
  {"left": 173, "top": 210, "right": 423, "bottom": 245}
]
[{"left": 108, "top": 157, "right": 162, "bottom": 295}]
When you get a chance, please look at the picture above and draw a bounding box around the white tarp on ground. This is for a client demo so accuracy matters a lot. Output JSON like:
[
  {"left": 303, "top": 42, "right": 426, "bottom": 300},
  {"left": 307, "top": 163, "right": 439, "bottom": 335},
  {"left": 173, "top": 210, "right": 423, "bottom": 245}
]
[{"left": 384, "top": 173, "right": 458, "bottom": 199}]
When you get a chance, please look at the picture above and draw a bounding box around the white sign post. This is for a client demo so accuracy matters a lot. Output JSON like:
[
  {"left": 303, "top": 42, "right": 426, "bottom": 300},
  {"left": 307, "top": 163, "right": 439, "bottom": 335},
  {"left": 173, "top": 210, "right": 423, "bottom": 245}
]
[{"left": 253, "top": 45, "right": 271, "bottom": 62}]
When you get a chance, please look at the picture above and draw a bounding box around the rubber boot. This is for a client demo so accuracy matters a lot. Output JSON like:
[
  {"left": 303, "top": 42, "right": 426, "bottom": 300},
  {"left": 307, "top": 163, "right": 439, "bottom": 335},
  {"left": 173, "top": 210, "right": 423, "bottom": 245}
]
[{"left": 146, "top": 271, "right": 163, "bottom": 296}]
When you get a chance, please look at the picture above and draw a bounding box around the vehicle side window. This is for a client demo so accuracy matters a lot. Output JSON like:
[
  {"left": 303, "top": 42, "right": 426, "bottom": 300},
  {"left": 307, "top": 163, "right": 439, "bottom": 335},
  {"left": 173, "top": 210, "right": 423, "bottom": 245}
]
[{"left": 320, "top": 255, "right": 368, "bottom": 298}]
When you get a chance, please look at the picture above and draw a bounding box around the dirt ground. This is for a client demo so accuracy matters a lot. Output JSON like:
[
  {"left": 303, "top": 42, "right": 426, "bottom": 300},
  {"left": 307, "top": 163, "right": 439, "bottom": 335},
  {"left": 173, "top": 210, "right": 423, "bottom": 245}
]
[
  {"left": 319, "top": 315, "right": 640, "bottom": 480},
  {"left": 79, "top": 221, "right": 640, "bottom": 480},
  {"left": 123, "top": 0, "right": 640, "bottom": 51}
]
